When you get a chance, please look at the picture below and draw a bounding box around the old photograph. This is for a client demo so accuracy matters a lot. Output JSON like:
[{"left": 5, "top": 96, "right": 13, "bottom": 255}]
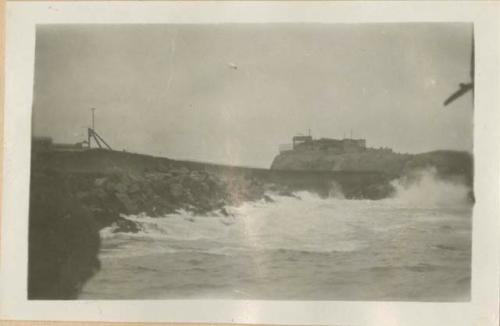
[{"left": 28, "top": 22, "right": 475, "bottom": 301}]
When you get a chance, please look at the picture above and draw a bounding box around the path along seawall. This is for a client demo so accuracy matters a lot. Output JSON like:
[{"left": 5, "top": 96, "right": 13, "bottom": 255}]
[{"left": 28, "top": 148, "right": 472, "bottom": 299}]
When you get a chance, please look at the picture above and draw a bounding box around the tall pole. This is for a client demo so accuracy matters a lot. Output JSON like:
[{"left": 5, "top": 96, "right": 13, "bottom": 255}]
[
  {"left": 88, "top": 108, "right": 96, "bottom": 149},
  {"left": 91, "top": 108, "right": 96, "bottom": 131}
]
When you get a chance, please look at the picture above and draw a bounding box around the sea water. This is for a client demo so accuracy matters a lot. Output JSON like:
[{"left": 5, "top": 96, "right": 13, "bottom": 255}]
[{"left": 80, "top": 169, "right": 472, "bottom": 301}]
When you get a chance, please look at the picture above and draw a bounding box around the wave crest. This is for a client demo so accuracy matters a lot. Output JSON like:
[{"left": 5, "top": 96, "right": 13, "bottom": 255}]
[{"left": 387, "top": 167, "right": 472, "bottom": 208}]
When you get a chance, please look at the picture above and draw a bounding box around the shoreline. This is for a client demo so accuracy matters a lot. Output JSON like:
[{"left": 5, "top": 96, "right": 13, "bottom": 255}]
[{"left": 28, "top": 148, "right": 471, "bottom": 299}]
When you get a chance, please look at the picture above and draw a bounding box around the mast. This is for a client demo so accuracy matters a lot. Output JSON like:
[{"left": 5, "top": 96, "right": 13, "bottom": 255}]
[
  {"left": 87, "top": 107, "right": 112, "bottom": 150},
  {"left": 91, "top": 107, "right": 96, "bottom": 130}
]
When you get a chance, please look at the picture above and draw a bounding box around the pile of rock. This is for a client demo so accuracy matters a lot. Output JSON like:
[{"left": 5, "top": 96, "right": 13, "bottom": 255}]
[
  {"left": 64, "top": 165, "right": 270, "bottom": 233},
  {"left": 27, "top": 151, "right": 396, "bottom": 299}
]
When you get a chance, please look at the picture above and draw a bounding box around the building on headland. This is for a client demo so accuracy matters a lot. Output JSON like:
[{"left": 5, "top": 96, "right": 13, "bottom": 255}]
[
  {"left": 273, "top": 134, "right": 406, "bottom": 173},
  {"left": 32, "top": 137, "right": 87, "bottom": 153},
  {"left": 292, "top": 135, "right": 313, "bottom": 149},
  {"left": 281, "top": 134, "right": 368, "bottom": 154},
  {"left": 32, "top": 137, "right": 53, "bottom": 152}
]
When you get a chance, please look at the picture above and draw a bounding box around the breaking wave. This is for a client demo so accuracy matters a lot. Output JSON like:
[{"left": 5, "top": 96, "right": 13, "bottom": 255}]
[
  {"left": 386, "top": 167, "right": 472, "bottom": 208},
  {"left": 100, "top": 191, "right": 368, "bottom": 258},
  {"left": 99, "top": 168, "right": 472, "bottom": 259},
  {"left": 87, "top": 168, "right": 473, "bottom": 300}
]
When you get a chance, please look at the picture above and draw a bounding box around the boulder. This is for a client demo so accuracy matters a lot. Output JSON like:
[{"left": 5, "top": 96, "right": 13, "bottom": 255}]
[
  {"left": 75, "top": 191, "right": 88, "bottom": 200},
  {"left": 91, "top": 207, "right": 121, "bottom": 229},
  {"left": 93, "top": 187, "right": 108, "bottom": 200},
  {"left": 263, "top": 194, "right": 275, "bottom": 203},
  {"left": 94, "top": 177, "right": 107, "bottom": 187},
  {"left": 113, "top": 217, "right": 141, "bottom": 233},
  {"left": 190, "top": 170, "right": 206, "bottom": 182},
  {"left": 171, "top": 167, "right": 190, "bottom": 175},
  {"left": 363, "top": 183, "right": 394, "bottom": 200},
  {"left": 169, "top": 183, "right": 184, "bottom": 198},
  {"left": 115, "top": 192, "right": 138, "bottom": 213},
  {"left": 127, "top": 183, "right": 141, "bottom": 194},
  {"left": 113, "top": 182, "right": 128, "bottom": 193}
]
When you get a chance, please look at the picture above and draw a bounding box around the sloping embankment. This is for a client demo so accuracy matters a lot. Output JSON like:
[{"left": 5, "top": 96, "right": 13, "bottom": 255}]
[{"left": 33, "top": 149, "right": 392, "bottom": 199}]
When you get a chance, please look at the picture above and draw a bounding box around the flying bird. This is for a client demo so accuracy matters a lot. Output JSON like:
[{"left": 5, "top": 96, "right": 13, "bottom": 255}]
[
  {"left": 444, "top": 33, "right": 474, "bottom": 106},
  {"left": 228, "top": 62, "right": 238, "bottom": 70}
]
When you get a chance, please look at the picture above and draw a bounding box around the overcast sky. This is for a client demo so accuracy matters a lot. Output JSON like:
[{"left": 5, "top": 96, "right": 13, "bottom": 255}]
[{"left": 33, "top": 23, "right": 473, "bottom": 168}]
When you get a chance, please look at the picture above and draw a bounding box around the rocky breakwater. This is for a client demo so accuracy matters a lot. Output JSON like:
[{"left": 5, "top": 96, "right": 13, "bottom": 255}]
[
  {"left": 78, "top": 167, "right": 271, "bottom": 233},
  {"left": 28, "top": 149, "right": 398, "bottom": 299},
  {"left": 28, "top": 153, "right": 272, "bottom": 299}
]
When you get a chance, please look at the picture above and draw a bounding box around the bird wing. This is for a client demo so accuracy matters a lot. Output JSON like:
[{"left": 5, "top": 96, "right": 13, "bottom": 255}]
[
  {"left": 444, "top": 84, "right": 473, "bottom": 106},
  {"left": 443, "top": 31, "right": 474, "bottom": 107}
]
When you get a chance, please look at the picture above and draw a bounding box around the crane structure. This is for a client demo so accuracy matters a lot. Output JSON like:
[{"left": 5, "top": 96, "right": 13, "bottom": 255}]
[{"left": 84, "top": 108, "right": 112, "bottom": 150}]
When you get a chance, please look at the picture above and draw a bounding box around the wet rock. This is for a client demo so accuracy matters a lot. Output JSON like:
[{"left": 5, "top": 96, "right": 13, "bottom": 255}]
[
  {"left": 278, "top": 189, "right": 297, "bottom": 198},
  {"left": 91, "top": 207, "right": 120, "bottom": 229},
  {"left": 145, "top": 172, "right": 171, "bottom": 181},
  {"left": 113, "top": 217, "right": 141, "bottom": 234},
  {"left": 146, "top": 204, "right": 176, "bottom": 217},
  {"left": 115, "top": 192, "right": 138, "bottom": 213},
  {"left": 127, "top": 183, "right": 141, "bottom": 194},
  {"left": 94, "top": 177, "right": 107, "bottom": 187},
  {"left": 75, "top": 191, "right": 88, "bottom": 200},
  {"left": 190, "top": 170, "right": 206, "bottom": 182},
  {"left": 148, "top": 178, "right": 168, "bottom": 192},
  {"left": 94, "top": 187, "right": 108, "bottom": 200},
  {"left": 156, "top": 162, "right": 171, "bottom": 172},
  {"left": 263, "top": 194, "right": 275, "bottom": 203},
  {"left": 113, "top": 182, "right": 128, "bottom": 193},
  {"left": 219, "top": 207, "right": 229, "bottom": 216},
  {"left": 363, "top": 183, "right": 394, "bottom": 200},
  {"left": 171, "top": 167, "right": 189, "bottom": 175},
  {"left": 169, "top": 183, "right": 184, "bottom": 198}
]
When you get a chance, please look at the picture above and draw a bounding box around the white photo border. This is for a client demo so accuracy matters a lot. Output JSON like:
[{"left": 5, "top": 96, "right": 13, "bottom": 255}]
[{"left": 1, "top": 1, "right": 499, "bottom": 325}]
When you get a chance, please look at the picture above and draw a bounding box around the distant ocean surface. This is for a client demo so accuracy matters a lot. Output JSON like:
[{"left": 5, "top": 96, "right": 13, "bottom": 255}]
[{"left": 80, "top": 170, "right": 472, "bottom": 301}]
